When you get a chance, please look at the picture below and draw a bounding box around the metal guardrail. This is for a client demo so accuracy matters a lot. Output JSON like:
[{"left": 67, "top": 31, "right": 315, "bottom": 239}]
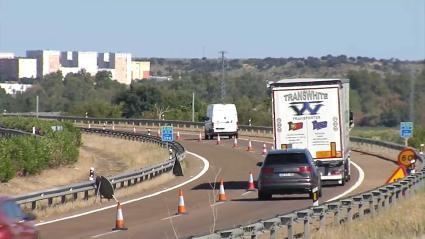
[
  {"left": 0, "top": 127, "right": 34, "bottom": 138},
  {"left": 13, "top": 127, "right": 185, "bottom": 210}
]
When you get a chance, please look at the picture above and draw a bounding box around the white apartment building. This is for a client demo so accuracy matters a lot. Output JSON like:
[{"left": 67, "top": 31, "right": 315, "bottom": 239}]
[
  {"left": 0, "top": 58, "right": 37, "bottom": 80},
  {"left": 26, "top": 50, "right": 132, "bottom": 85},
  {"left": 0, "top": 83, "right": 32, "bottom": 95},
  {"left": 0, "top": 53, "right": 15, "bottom": 59}
]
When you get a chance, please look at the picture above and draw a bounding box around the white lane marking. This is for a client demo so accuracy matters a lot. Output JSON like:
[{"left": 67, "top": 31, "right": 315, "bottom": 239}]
[
  {"left": 35, "top": 151, "right": 209, "bottom": 227},
  {"left": 160, "top": 214, "right": 181, "bottom": 221},
  {"left": 326, "top": 161, "right": 365, "bottom": 202},
  {"left": 91, "top": 230, "right": 120, "bottom": 238},
  {"left": 212, "top": 201, "right": 225, "bottom": 206},
  {"left": 241, "top": 191, "right": 252, "bottom": 196}
]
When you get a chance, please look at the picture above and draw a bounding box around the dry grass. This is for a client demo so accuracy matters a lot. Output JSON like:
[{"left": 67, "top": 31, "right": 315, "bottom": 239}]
[
  {"left": 312, "top": 187, "right": 425, "bottom": 239},
  {"left": 1, "top": 134, "right": 168, "bottom": 196},
  {"left": 33, "top": 172, "right": 175, "bottom": 219}
]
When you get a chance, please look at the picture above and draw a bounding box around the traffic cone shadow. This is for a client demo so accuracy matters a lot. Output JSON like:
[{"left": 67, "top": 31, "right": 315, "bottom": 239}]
[{"left": 112, "top": 202, "right": 128, "bottom": 231}]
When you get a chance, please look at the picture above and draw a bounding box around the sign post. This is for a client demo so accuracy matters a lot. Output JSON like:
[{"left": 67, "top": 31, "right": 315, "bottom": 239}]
[{"left": 400, "top": 122, "right": 413, "bottom": 146}]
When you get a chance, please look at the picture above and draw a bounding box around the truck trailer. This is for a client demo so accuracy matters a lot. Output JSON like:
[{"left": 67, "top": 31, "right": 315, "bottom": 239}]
[{"left": 270, "top": 78, "right": 353, "bottom": 185}]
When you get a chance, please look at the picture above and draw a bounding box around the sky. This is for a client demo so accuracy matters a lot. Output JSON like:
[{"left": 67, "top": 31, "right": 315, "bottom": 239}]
[{"left": 0, "top": 0, "right": 424, "bottom": 60}]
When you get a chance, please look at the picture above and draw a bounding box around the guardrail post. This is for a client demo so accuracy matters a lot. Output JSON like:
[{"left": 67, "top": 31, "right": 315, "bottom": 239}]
[
  {"left": 393, "top": 183, "right": 402, "bottom": 201},
  {"left": 312, "top": 206, "right": 325, "bottom": 230},
  {"left": 352, "top": 196, "right": 364, "bottom": 219},
  {"left": 341, "top": 199, "right": 353, "bottom": 223},
  {"left": 279, "top": 214, "right": 296, "bottom": 239},
  {"left": 296, "top": 210, "right": 312, "bottom": 239},
  {"left": 48, "top": 197, "right": 53, "bottom": 206},
  {"left": 31, "top": 201, "right": 37, "bottom": 210},
  {"left": 327, "top": 202, "right": 341, "bottom": 225},
  {"left": 362, "top": 193, "right": 374, "bottom": 217},
  {"left": 407, "top": 175, "right": 417, "bottom": 192},
  {"left": 219, "top": 228, "right": 243, "bottom": 238},
  {"left": 365, "top": 190, "right": 381, "bottom": 217},
  {"left": 399, "top": 181, "right": 409, "bottom": 197},
  {"left": 242, "top": 222, "right": 263, "bottom": 238},
  {"left": 73, "top": 192, "right": 78, "bottom": 201},
  {"left": 262, "top": 218, "right": 280, "bottom": 239},
  {"left": 379, "top": 188, "right": 389, "bottom": 208},
  {"left": 386, "top": 185, "right": 395, "bottom": 205}
]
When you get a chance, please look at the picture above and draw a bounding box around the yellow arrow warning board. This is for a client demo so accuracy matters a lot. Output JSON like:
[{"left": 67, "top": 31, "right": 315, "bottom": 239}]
[{"left": 386, "top": 166, "right": 407, "bottom": 184}]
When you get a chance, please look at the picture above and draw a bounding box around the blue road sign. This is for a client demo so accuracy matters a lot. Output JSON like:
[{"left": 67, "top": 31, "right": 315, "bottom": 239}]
[
  {"left": 161, "top": 126, "right": 174, "bottom": 142},
  {"left": 400, "top": 122, "right": 413, "bottom": 139}
]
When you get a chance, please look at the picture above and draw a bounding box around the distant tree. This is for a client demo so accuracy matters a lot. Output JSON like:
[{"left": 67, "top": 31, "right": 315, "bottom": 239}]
[
  {"left": 68, "top": 100, "right": 122, "bottom": 118},
  {"left": 304, "top": 57, "right": 321, "bottom": 68},
  {"left": 115, "top": 83, "right": 161, "bottom": 118}
]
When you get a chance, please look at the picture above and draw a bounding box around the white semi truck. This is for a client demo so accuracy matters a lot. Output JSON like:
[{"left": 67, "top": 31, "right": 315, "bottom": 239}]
[{"left": 270, "top": 78, "right": 353, "bottom": 185}]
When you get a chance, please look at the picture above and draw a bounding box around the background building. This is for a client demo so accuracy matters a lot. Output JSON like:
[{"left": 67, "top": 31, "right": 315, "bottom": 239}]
[
  {"left": 0, "top": 58, "right": 37, "bottom": 80},
  {"left": 131, "top": 61, "right": 151, "bottom": 80},
  {"left": 0, "top": 53, "right": 15, "bottom": 59},
  {"left": 0, "top": 50, "right": 148, "bottom": 85},
  {"left": 26, "top": 50, "right": 133, "bottom": 85},
  {"left": 0, "top": 83, "right": 32, "bottom": 95}
]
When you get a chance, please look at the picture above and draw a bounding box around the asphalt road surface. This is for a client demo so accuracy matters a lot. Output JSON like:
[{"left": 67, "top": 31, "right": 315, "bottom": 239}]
[{"left": 36, "top": 132, "right": 398, "bottom": 239}]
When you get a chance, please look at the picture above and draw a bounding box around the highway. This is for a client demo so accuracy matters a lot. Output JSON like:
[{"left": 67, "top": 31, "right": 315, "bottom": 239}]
[{"left": 36, "top": 131, "right": 398, "bottom": 239}]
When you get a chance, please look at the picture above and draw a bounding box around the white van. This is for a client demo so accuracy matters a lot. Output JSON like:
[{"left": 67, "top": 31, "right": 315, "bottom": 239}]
[{"left": 204, "top": 104, "right": 238, "bottom": 140}]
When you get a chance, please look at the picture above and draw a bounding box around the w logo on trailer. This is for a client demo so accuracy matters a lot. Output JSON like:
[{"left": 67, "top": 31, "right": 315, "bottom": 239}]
[{"left": 289, "top": 101, "right": 324, "bottom": 116}]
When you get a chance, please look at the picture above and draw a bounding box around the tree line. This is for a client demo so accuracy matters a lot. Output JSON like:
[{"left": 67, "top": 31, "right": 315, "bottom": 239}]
[{"left": 0, "top": 64, "right": 424, "bottom": 128}]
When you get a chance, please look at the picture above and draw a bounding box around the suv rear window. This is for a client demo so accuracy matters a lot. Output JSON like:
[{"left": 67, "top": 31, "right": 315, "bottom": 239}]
[{"left": 264, "top": 153, "right": 308, "bottom": 165}]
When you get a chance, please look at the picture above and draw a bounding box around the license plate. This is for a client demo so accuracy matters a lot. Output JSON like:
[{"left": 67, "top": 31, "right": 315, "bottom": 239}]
[{"left": 279, "top": 173, "right": 294, "bottom": 177}]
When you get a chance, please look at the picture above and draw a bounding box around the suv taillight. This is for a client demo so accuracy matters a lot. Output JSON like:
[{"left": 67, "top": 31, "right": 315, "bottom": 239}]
[
  {"left": 298, "top": 166, "right": 312, "bottom": 174},
  {"left": 261, "top": 167, "right": 274, "bottom": 174}
]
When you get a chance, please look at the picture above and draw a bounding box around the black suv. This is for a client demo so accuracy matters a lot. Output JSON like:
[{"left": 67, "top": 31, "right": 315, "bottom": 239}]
[{"left": 256, "top": 148, "right": 322, "bottom": 200}]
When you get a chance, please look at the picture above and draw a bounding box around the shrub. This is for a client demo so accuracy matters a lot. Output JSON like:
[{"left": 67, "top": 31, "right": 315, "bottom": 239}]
[{"left": 0, "top": 117, "right": 81, "bottom": 182}]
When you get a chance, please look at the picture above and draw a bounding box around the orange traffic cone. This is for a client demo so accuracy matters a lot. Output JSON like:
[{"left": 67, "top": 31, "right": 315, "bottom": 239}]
[
  {"left": 177, "top": 189, "right": 187, "bottom": 214},
  {"left": 247, "top": 140, "right": 253, "bottom": 152},
  {"left": 112, "top": 202, "right": 128, "bottom": 231},
  {"left": 157, "top": 129, "right": 161, "bottom": 137},
  {"left": 233, "top": 137, "right": 238, "bottom": 148},
  {"left": 247, "top": 172, "right": 256, "bottom": 191},
  {"left": 262, "top": 143, "right": 267, "bottom": 156},
  {"left": 217, "top": 179, "right": 227, "bottom": 201},
  {"left": 216, "top": 134, "right": 221, "bottom": 145},
  {"left": 198, "top": 132, "right": 202, "bottom": 142},
  {"left": 176, "top": 131, "right": 181, "bottom": 140}
]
